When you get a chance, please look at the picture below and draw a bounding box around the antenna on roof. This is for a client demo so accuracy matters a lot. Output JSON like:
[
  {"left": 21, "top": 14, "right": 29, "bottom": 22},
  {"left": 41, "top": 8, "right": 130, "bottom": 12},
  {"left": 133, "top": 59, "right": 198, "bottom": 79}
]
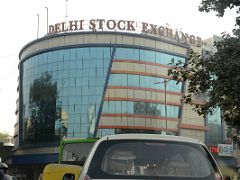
[
  {"left": 64, "top": 0, "right": 69, "bottom": 32},
  {"left": 65, "top": 0, "right": 69, "bottom": 21},
  {"left": 36, "top": 14, "right": 39, "bottom": 38}
]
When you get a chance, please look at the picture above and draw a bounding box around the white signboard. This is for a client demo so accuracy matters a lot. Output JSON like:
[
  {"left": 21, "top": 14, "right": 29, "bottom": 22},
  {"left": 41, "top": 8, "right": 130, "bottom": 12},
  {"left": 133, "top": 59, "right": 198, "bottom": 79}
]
[{"left": 218, "top": 144, "right": 233, "bottom": 157}]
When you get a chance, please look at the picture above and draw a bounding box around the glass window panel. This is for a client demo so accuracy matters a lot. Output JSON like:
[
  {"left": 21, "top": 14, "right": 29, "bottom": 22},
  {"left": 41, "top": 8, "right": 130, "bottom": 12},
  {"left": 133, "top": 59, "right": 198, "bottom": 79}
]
[
  {"left": 82, "top": 87, "right": 89, "bottom": 95},
  {"left": 88, "top": 86, "right": 96, "bottom": 95},
  {"left": 83, "top": 68, "right": 90, "bottom": 77},
  {"left": 103, "top": 47, "right": 112, "bottom": 59},
  {"left": 81, "top": 114, "right": 88, "bottom": 123},
  {"left": 43, "top": 53, "right": 48, "bottom": 63},
  {"left": 134, "top": 102, "right": 145, "bottom": 114},
  {"left": 97, "top": 68, "right": 104, "bottom": 77},
  {"left": 77, "top": 48, "right": 83, "bottom": 59},
  {"left": 154, "top": 78, "right": 164, "bottom": 90},
  {"left": 159, "top": 53, "right": 166, "bottom": 65},
  {"left": 102, "top": 102, "right": 109, "bottom": 113},
  {"left": 69, "top": 78, "right": 75, "bottom": 86},
  {"left": 75, "top": 105, "right": 81, "bottom": 114},
  {"left": 115, "top": 101, "right": 121, "bottom": 113},
  {"left": 58, "top": 50, "right": 64, "bottom": 61},
  {"left": 80, "top": 123, "right": 89, "bottom": 132},
  {"left": 115, "top": 48, "right": 139, "bottom": 60},
  {"left": 69, "top": 87, "right": 76, "bottom": 96},
  {"left": 75, "top": 70, "right": 82, "bottom": 77},
  {"left": 140, "top": 50, "right": 155, "bottom": 62},
  {"left": 96, "top": 59, "right": 104, "bottom": 68},
  {"left": 69, "top": 105, "right": 75, "bottom": 114},
  {"left": 70, "top": 49, "right": 76, "bottom": 60},
  {"left": 48, "top": 52, "right": 55, "bottom": 63},
  {"left": 82, "top": 78, "right": 88, "bottom": 86},
  {"left": 62, "top": 87, "right": 69, "bottom": 96},
  {"left": 166, "top": 106, "right": 179, "bottom": 118},
  {"left": 63, "top": 79, "right": 69, "bottom": 87},
  {"left": 70, "top": 60, "right": 77, "bottom": 69},
  {"left": 83, "top": 59, "right": 90, "bottom": 68},
  {"left": 68, "top": 95, "right": 76, "bottom": 104},
  {"left": 82, "top": 96, "right": 88, "bottom": 104},
  {"left": 64, "top": 60, "right": 71, "bottom": 69},
  {"left": 48, "top": 63, "right": 54, "bottom": 72},
  {"left": 88, "top": 68, "right": 96, "bottom": 77},
  {"left": 128, "top": 74, "right": 139, "bottom": 87},
  {"left": 120, "top": 74, "right": 127, "bottom": 86},
  {"left": 167, "top": 81, "right": 182, "bottom": 92},
  {"left": 95, "top": 78, "right": 105, "bottom": 86},
  {"left": 109, "top": 74, "right": 119, "bottom": 86},
  {"left": 75, "top": 95, "right": 82, "bottom": 103},
  {"left": 89, "top": 59, "right": 97, "bottom": 68},
  {"left": 145, "top": 76, "right": 152, "bottom": 88},
  {"left": 57, "top": 70, "right": 63, "bottom": 79},
  {"left": 91, "top": 48, "right": 102, "bottom": 59},
  {"left": 57, "top": 61, "right": 63, "bottom": 70},
  {"left": 168, "top": 54, "right": 174, "bottom": 65},
  {"left": 108, "top": 101, "right": 115, "bottom": 113},
  {"left": 63, "top": 70, "right": 69, "bottom": 78},
  {"left": 103, "top": 58, "right": 110, "bottom": 68},
  {"left": 69, "top": 69, "right": 77, "bottom": 77},
  {"left": 88, "top": 96, "right": 97, "bottom": 104},
  {"left": 96, "top": 86, "right": 104, "bottom": 95},
  {"left": 121, "top": 101, "right": 128, "bottom": 114},
  {"left": 127, "top": 101, "right": 134, "bottom": 114},
  {"left": 156, "top": 52, "right": 162, "bottom": 64},
  {"left": 76, "top": 58, "right": 83, "bottom": 68},
  {"left": 52, "top": 51, "right": 58, "bottom": 61},
  {"left": 149, "top": 77, "right": 156, "bottom": 89},
  {"left": 64, "top": 49, "right": 71, "bottom": 60},
  {"left": 139, "top": 75, "right": 146, "bottom": 88}
]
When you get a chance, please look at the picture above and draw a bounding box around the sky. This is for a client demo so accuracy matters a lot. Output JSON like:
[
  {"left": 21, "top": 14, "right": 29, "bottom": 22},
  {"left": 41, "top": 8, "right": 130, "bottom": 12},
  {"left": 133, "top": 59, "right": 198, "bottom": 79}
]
[{"left": 0, "top": 0, "right": 237, "bottom": 136}]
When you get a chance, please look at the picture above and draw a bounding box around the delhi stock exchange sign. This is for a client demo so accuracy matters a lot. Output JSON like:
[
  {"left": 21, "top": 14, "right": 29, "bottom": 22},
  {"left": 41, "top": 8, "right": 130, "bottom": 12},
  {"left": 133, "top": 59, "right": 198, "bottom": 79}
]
[
  {"left": 48, "top": 19, "right": 202, "bottom": 47},
  {"left": 218, "top": 144, "right": 233, "bottom": 157}
]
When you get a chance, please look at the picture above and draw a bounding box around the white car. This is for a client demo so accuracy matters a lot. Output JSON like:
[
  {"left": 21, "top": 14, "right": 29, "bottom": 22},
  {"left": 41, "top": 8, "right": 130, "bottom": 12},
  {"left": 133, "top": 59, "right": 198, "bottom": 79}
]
[{"left": 79, "top": 134, "right": 223, "bottom": 180}]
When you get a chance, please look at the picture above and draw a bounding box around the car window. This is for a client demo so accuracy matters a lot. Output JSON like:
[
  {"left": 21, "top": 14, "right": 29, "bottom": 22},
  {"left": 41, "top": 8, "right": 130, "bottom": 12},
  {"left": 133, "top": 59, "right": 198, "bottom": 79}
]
[{"left": 87, "top": 140, "right": 218, "bottom": 179}]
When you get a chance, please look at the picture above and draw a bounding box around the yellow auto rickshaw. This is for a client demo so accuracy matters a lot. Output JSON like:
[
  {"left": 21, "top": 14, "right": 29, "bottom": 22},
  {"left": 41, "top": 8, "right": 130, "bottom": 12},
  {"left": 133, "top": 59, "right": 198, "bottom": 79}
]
[{"left": 41, "top": 163, "right": 82, "bottom": 180}]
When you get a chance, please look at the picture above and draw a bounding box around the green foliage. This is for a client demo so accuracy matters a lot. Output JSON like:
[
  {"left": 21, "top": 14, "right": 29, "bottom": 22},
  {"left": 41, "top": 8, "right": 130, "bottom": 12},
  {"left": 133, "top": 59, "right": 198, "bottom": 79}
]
[
  {"left": 165, "top": 1, "right": 239, "bottom": 144},
  {"left": 168, "top": 0, "right": 240, "bottom": 130},
  {"left": 169, "top": 34, "right": 240, "bottom": 129},
  {"left": 199, "top": 0, "right": 240, "bottom": 25},
  {"left": 199, "top": 0, "right": 240, "bottom": 38}
]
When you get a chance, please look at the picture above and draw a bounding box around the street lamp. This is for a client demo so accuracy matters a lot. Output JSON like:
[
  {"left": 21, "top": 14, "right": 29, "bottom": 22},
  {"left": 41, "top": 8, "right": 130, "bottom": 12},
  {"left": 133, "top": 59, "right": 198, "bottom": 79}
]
[
  {"left": 36, "top": 14, "right": 39, "bottom": 39},
  {"left": 45, "top": 7, "right": 48, "bottom": 34},
  {"left": 154, "top": 78, "right": 170, "bottom": 135}
]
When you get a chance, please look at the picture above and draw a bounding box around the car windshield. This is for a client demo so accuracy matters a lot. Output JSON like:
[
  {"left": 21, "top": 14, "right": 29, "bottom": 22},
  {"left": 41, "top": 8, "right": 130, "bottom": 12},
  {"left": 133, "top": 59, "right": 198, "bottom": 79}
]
[
  {"left": 61, "top": 142, "right": 94, "bottom": 165},
  {"left": 87, "top": 139, "right": 218, "bottom": 179}
]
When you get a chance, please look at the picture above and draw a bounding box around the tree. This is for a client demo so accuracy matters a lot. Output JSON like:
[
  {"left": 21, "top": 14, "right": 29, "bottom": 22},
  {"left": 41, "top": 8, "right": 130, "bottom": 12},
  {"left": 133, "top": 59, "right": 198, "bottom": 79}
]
[
  {"left": 199, "top": 0, "right": 240, "bottom": 36},
  {"left": 168, "top": 0, "right": 240, "bottom": 130},
  {"left": 24, "top": 72, "right": 64, "bottom": 144}
]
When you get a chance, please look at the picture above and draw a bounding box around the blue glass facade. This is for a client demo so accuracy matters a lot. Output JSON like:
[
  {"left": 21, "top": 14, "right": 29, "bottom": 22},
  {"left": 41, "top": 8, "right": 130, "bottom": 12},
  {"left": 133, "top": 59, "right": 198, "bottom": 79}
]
[
  {"left": 20, "top": 44, "right": 185, "bottom": 145},
  {"left": 207, "top": 108, "right": 223, "bottom": 144},
  {"left": 102, "top": 101, "right": 180, "bottom": 118},
  {"left": 21, "top": 47, "right": 113, "bottom": 144},
  {"left": 115, "top": 48, "right": 185, "bottom": 65},
  {"left": 108, "top": 74, "right": 182, "bottom": 92}
]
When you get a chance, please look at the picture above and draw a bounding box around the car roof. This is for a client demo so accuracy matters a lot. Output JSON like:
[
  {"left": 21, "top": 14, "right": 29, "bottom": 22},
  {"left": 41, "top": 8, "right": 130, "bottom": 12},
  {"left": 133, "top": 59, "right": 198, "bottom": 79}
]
[{"left": 98, "top": 133, "right": 205, "bottom": 146}]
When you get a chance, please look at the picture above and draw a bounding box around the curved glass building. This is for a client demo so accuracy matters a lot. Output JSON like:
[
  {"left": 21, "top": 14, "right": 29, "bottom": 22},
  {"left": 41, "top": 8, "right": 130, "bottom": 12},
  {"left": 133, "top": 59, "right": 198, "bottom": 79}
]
[
  {"left": 13, "top": 31, "right": 213, "bottom": 178},
  {"left": 18, "top": 31, "right": 192, "bottom": 144}
]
